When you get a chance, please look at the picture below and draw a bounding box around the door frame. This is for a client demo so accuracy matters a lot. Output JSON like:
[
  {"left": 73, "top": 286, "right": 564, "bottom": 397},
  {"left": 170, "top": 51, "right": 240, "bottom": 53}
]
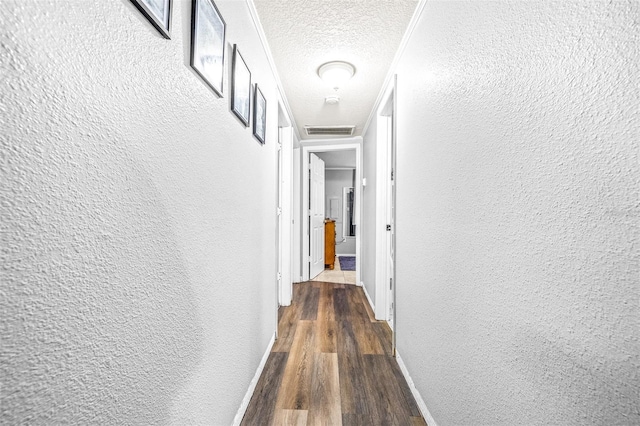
[
  {"left": 277, "top": 101, "right": 293, "bottom": 315},
  {"left": 301, "top": 140, "right": 362, "bottom": 286},
  {"left": 375, "top": 78, "right": 397, "bottom": 337},
  {"left": 292, "top": 147, "right": 302, "bottom": 282}
]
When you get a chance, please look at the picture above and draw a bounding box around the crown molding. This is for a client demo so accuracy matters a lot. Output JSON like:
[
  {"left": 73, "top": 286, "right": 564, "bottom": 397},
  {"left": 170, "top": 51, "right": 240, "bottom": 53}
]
[
  {"left": 245, "top": 0, "right": 301, "bottom": 142},
  {"left": 361, "top": 0, "right": 429, "bottom": 137}
]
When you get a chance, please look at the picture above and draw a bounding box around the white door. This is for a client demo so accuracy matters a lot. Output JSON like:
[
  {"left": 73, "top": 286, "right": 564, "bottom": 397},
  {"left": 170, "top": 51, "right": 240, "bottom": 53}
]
[{"left": 309, "top": 153, "right": 325, "bottom": 279}]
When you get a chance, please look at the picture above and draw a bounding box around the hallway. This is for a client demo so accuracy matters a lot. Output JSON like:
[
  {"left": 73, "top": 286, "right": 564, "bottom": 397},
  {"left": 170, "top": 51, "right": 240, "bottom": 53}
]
[
  {"left": 241, "top": 282, "right": 425, "bottom": 425},
  {"left": 3, "top": 1, "right": 638, "bottom": 424}
]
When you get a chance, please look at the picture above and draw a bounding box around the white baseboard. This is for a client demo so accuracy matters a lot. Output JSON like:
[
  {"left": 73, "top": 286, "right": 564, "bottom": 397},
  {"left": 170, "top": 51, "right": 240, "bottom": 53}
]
[
  {"left": 360, "top": 282, "right": 434, "bottom": 425},
  {"left": 232, "top": 333, "right": 276, "bottom": 426},
  {"left": 361, "top": 281, "right": 375, "bottom": 312},
  {"left": 396, "top": 351, "right": 438, "bottom": 426}
]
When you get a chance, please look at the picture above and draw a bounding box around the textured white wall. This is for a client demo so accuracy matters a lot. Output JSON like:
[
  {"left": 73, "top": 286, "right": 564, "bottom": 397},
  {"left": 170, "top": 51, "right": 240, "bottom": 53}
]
[
  {"left": 1, "top": 0, "right": 279, "bottom": 424},
  {"left": 392, "top": 1, "right": 639, "bottom": 425}
]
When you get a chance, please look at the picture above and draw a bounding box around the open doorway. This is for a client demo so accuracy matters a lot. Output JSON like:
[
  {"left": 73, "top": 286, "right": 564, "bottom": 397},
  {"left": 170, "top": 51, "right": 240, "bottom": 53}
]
[
  {"left": 312, "top": 150, "right": 357, "bottom": 285},
  {"left": 300, "top": 141, "right": 362, "bottom": 287}
]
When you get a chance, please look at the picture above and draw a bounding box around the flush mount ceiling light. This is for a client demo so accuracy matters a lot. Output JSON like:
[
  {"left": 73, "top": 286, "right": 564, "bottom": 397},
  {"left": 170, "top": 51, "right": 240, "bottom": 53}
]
[
  {"left": 318, "top": 61, "right": 356, "bottom": 90},
  {"left": 325, "top": 95, "right": 340, "bottom": 105}
]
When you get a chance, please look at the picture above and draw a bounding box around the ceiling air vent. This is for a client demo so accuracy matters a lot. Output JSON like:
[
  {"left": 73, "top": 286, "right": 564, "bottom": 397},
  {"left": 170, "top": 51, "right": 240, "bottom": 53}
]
[{"left": 304, "top": 125, "right": 356, "bottom": 136}]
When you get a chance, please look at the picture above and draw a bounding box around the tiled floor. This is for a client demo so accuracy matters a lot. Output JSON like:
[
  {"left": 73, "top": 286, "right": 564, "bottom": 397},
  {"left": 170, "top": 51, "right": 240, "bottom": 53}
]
[{"left": 311, "top": 256, "right": 356, "bottom": 284}]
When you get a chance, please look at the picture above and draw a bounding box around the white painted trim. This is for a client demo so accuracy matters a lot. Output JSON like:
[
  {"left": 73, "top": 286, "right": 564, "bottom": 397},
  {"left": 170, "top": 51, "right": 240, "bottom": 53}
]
[
  {"left": 301, "top": 139, "right": 362, "bottom": 288},
  {"left": 396, "top": 351, "right": 438, "bottom": 426},
  {"left": 232, "top": 333, "right": 276, "bottom": 426},
  {"left": 277, "top": 122, "right": 294, "bottom": 308},
  {"left": 361, "top": 281, "right": 375, "bottom": 311},
  {"left": 375, "top": 115, "right": 388, "bottom": 320},
  {"left": 337, "top": 253, "right": 356, "bottom": 257},
  {"left": 245, "top": 0, "right": 301, "bottom": 142},
  {"left": 375, "top": 85, "right": 395, "bottom": 321},
  {"left": 361, "top": 0, "right": 429, "bottom": 137},
  {"left": 292, "top": 147, "right": 302, "bottom": 282},
  {"left": 276, "top": 134, "right": 282, "bottom": 336}
]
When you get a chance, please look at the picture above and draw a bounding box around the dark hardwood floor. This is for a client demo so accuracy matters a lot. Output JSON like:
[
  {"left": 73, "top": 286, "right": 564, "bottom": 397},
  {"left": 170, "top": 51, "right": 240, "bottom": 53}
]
[{"left": 241, "top": 282, "right": 427, "bottom": 426}]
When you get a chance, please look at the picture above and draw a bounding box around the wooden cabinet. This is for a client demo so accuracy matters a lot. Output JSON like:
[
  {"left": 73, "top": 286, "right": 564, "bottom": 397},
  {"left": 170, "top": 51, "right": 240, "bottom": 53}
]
[{"left": 324, "top": 219, "right": 336, "bottom": 270}]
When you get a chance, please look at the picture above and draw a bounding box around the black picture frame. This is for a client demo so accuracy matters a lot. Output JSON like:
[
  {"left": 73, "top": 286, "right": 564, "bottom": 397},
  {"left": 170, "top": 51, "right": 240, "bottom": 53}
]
[
  {"left": 231, "top": 45, "right": 251, "bottom": 127},
  {"left": 253, "top": 84, "right": 266, "bottom": 144},
  {"left": 131, "top": 0, "right": 172, "bottom": 39},
  {"left": 190, "top": 0, "right": 226, "bottom": 97}
]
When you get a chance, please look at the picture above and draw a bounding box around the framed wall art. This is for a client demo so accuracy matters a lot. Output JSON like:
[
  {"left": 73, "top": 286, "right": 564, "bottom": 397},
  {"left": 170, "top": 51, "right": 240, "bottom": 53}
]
[
  {"left": 231, "top": 45, "right": 251, "bottom": 127},
  {"left": 131, "top": 0, "right": 172, "bottom": 39},
  {"left": 253, "top": 84, "right": 266, "bottom": 144},
  {"left": 190, "top": 0, "right": 226, "bottom": 97}
]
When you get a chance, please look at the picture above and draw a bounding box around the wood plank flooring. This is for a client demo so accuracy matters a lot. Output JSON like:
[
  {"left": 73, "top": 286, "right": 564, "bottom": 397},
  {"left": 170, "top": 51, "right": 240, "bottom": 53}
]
[{"left": 241, "top": 282, "right": 427, "bottom": 426}]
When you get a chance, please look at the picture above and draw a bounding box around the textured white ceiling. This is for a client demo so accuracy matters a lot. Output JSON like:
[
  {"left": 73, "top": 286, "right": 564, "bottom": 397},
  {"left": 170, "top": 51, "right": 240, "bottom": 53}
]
[{"left": 253, "top": 0, "right": 418, "bottom": 139}]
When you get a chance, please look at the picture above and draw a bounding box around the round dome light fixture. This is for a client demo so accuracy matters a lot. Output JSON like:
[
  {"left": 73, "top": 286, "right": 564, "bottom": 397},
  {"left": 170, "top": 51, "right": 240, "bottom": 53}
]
[
  {"left": 325, "top": 95, "right": 340, "bottom": 105},
  {"left": 318, "top": 61, "right": 356, "bottom": 90}
]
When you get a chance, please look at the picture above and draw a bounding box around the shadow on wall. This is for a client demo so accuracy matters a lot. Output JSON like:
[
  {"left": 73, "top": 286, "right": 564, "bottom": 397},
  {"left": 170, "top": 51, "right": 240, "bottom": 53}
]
[{"left": 2, "top": 142, "right": 204, "bottom": 424}]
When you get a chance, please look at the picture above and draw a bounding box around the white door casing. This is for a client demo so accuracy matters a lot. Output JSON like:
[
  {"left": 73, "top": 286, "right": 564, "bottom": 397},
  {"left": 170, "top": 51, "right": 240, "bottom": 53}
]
[
  {"left": 277, "top": 127, "right": 294, "bottom": 306},
  {"left": 301, "top": 141, "right": 362, "bottom": 285},
  {"left": 386, "top": 112, "right": 396, "bottom": 330},
  {"left": 375, "top": 76, "right": 397, "bottom": 340},
  {"left": 277, "top": 100, "right": 294, "bottom": 314},
  {"left": 277, "top": 139, "right": 282, "bottom": 309},
  {"left": 309, "top": 153, "right": 325, "bottom": 279},
  {"left": 292, "top": 148, "right": 302, "bottom": 282}
]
